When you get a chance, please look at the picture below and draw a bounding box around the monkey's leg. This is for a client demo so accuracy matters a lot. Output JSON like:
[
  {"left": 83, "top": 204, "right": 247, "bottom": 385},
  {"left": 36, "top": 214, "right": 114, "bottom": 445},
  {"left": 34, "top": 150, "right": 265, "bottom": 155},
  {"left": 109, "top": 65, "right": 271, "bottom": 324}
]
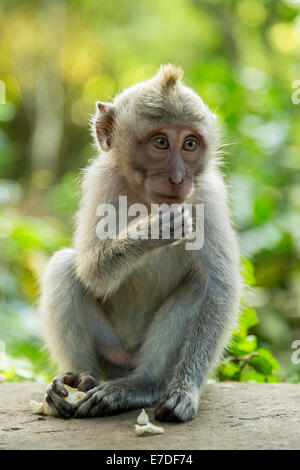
[
  {"left": 73, "top": 278, "right": 197, "bottom": 419},
  {"left": 74, "top": 263, "right": 240, "bottom": 421},
  {"left": 72, "top": 279, "right": 195, "bottom": 418},
  {"left": 40, "top": 248, "right": 136, "bottom": 417},
  {"left": 154, "top": 273, "right": 240, "bottom": 422}
]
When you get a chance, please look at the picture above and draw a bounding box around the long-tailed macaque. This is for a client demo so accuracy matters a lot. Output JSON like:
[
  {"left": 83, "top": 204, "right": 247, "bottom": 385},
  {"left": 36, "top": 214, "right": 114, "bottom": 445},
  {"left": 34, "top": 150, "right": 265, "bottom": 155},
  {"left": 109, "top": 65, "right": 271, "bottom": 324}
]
[{"left": 40, "top": 64, "right": 241, "bottom": 421}]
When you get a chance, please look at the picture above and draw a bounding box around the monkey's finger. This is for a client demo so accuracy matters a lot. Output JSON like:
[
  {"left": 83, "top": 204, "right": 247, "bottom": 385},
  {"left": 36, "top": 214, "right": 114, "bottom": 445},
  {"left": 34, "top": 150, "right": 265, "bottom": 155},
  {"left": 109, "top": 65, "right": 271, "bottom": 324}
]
[
  {"left": 47, "top": 387, "right": 72, "bottom": 410},
  {"left": 76, "top": 372, "right": 99, "bottom": 392},
  {"left": 74, "top": 383, "right": 107, "bottom": 412},
  {"left": 155, "top": 391, "right": 196, "bottom": 422},
  {"left": 161, "top": 207, "right": 182, "bottom": 224},
  {"left": 86, "top": 390, "right": 113, "bottom": 417},
  {"left": 47, "top": 384, "right": 74, "bottom": 414},
  {"left": 172, "top": 214, "right": 188, "bottom": 230},
  {"left": 170, "top": 204, "right": 183, "bottom": 214},
  {"left": 74, "top": 384, "right": 114, "bottom": 417},
  {"left": 174, "top": 208, "right": 192, "bottom": 223},
  {"left": 155, "top": 391, "right": 182, "bottom": 418},
  {"left": 183, "top": 216, "right": 193, "bottom": 235},
  {"left": 75, "top": 384, "right": 104, "bottom": 406},
  {"left": 173, "top": 212, "right": 193, "bottom": 235},
  {"left": 44, "top": 394, "right": 61, "bottom": 417},
  {"left": 45, "top": 393, "right": 74, "bottom": 419},
  {"left": 73, "top": 393, "right": 100, "bottom": 418},
  {"left": 44, "top": 394, "right": 68, "bottom": 418},
  {"left": 155, "top": 406, "right": 182, "bottom": 422},
  {"left": 160, "top": 213, "right": 184, "bottom": 233},
  {"left": 73, "top": 390, "right": 94, "bottom": 407},
  {"left": 61, "top": 371, "right": 77, "bottom": 386},
  {"left": 51, "top": 378, "right": 68, "bottom": 397},
  {"left": 88, "top": 401, "right": 110, "bottom": 417}
]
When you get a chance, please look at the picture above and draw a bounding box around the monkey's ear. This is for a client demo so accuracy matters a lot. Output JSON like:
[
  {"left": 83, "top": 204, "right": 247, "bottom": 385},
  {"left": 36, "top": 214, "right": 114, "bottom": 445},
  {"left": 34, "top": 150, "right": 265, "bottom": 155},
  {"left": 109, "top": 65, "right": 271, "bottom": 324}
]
[{"left": 95, "top": 101, "right": 115, "bottom": 152}]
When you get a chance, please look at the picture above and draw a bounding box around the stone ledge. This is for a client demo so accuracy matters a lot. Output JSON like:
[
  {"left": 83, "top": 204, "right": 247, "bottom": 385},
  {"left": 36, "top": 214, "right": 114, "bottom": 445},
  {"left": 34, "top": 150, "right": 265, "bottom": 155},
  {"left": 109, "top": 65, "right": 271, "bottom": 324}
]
[{"left": 0, "top": 382, "right": 299, "bottom": 450}]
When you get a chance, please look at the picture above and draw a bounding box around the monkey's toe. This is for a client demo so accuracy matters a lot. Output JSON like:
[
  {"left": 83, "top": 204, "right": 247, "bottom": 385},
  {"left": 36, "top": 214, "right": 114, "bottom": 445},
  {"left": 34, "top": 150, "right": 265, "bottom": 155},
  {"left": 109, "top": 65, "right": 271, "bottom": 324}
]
[
  {"left": 73, "top": 383, "right": 114, "bottom": 418},
  {"left": 45, "top": 392, "right": 74, "bottom": 419},
  {"left": 154, "top": 391, "right": 197, "bottom": 422},
  {"left": 76, "top": 372, "right": 99, "bottom": 392}
]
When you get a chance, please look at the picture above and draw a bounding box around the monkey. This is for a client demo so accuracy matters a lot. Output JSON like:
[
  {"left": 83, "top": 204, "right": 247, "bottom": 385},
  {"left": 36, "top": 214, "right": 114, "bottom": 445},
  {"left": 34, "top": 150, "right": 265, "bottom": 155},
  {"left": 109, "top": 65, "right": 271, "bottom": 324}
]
[{"left": 40, "top": 64, "right": 241, "bottom": 422}]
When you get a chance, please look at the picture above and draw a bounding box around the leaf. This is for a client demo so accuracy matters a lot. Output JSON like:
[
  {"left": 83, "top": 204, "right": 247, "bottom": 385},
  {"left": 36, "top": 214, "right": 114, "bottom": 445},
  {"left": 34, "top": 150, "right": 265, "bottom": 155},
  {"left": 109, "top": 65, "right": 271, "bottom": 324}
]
[
  {"left": 249, "top": 355, "right": 273, "bottom": 374},
  {"left": 228, "top": 335, "right": 257, "bottom": 356},
  {"left": 266, "top": 374, "right": 279, "bottom": 383},
  {"left": 241, "top": 257, "right": 256, "bottom": 286},
  {"left": 230, "top": 306, "right": 259, "bottom": 341},
  {"left": 239, "top": 306, "right": 259, "bottom": 330},
  {"left": 240, "top": 370, "right": 266, "bottom": 383},
  {"left": 218, "top": 360, "right": 241, "bottom": 380},
  {"left": 255, "top": 348, "right": 279, "bottom": 371}
]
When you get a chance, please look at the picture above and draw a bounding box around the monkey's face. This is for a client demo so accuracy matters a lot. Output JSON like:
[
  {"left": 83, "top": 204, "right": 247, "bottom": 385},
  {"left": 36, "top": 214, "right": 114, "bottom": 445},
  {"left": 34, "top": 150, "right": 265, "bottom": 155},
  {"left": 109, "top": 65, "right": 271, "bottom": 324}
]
[
  {"left": 132, "top": 124, "right": 205, "bottom": 205},
  {"left": 93, "top": 65, "right": 215, "bottom": 204}
]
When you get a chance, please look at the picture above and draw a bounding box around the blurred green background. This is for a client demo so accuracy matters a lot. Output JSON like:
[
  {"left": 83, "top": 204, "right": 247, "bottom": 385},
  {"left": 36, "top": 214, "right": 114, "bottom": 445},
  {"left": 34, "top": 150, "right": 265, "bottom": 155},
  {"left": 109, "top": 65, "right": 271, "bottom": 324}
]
[{"left": 0, "top": 0, "right": 300, "bottom": 384}]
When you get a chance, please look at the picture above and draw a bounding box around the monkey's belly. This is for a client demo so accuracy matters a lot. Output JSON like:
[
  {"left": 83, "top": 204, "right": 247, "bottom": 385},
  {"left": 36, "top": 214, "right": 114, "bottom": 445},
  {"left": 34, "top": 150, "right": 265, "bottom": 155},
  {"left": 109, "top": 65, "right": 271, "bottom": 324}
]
[{"left": 103, "top": 244, "right": 189, "bottom": 349}]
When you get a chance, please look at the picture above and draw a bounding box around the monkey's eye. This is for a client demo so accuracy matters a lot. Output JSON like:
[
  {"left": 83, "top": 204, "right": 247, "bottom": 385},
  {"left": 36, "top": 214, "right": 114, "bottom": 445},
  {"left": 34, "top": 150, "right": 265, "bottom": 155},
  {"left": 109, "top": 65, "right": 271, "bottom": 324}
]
[
  {"left": 152, "top": 136, "right": 169, "bottom": 150},
  {"left": 182, "top": 138, "right": 198, "bottom": 151}
]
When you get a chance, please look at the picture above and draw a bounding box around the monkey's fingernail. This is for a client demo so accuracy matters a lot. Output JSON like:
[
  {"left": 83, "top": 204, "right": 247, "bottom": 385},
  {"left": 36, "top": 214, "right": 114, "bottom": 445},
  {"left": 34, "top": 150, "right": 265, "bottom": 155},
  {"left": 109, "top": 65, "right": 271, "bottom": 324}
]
[
  {"left": 56, "top": 383, "right": 68, "bottom": 396},
  {"left": 54, "top": 381, "right": 68, "bottom": 397}
]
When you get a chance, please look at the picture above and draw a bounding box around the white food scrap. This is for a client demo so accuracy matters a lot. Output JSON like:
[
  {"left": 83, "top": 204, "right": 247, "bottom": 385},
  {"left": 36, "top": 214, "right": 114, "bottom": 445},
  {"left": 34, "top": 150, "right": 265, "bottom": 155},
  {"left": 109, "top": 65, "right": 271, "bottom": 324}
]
[
  {"left": 135, "top": 423, "right": 165, "bottom": 436},
  {"left": 63, "top": 384, "right": 86, "bottom": 405},
  {"left": 137, "top": 408, "right": 149, "bottom": 425},
  {"left": 30, "top": 400, "right": 47, "bottom": 415},
  {"left": 30, "top": 384, "right": 86, "bottom": 416}
]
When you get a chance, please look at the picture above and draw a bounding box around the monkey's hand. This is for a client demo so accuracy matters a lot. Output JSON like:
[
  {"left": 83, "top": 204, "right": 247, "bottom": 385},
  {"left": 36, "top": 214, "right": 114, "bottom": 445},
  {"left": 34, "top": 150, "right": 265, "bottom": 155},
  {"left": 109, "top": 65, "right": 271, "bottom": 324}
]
[
  {"left": 154, "top": 388, "right": 199, "bottom": 422},
  {"left": 127, "top": 205, "right": 193, "bottom": 245},
  {"left": 45, "top": 371, "right": 99, "bottom": 418},
  {"left": 73, "top": 378, "right": 155, "bottom": 418},
  {"left": 159, "top": 205, "right": 193, "bottom": 242}
]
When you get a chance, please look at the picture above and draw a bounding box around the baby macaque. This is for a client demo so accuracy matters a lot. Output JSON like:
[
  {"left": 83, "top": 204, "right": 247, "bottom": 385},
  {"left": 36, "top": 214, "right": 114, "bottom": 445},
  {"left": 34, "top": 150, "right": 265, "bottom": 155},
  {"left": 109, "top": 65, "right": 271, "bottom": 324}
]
[{"left": 40, "top": 64, "right": 241, "bottom": 422}]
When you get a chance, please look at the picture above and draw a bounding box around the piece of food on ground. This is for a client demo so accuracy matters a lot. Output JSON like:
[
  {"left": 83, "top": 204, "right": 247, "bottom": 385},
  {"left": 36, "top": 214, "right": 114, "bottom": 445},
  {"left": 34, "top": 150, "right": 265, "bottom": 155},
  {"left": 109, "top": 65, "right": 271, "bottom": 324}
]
[
  {"left": 30, "top": 384, "right": 86, "bottom": 415},
  {"left": 137, "top": 408, "right": 149, "bottom": 425},
  {"left": 135, "top": 422, "right": 165, "bottom": 435}
]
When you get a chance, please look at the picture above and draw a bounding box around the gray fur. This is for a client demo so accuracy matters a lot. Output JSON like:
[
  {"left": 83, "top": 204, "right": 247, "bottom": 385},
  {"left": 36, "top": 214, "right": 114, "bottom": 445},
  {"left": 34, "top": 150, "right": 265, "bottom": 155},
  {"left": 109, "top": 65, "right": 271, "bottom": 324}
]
[{"left": 40, "top": 64, "right": 241, "bottom": 421}]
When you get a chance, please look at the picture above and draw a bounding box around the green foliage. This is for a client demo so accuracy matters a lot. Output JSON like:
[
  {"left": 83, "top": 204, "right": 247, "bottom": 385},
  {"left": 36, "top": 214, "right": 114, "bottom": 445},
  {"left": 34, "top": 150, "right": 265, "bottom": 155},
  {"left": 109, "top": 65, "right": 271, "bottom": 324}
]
[
  {"left": 216, "top": 261, "right": 280, "bottom": 383},
  {"left": 0, "top": 340, "right": 55, "bottom": 383},
  {"left": 0, "top": 208, "right": 67, "bottom": 382},
  {"left": 1, "top": 0, "right": 300, "bottom": 383}
]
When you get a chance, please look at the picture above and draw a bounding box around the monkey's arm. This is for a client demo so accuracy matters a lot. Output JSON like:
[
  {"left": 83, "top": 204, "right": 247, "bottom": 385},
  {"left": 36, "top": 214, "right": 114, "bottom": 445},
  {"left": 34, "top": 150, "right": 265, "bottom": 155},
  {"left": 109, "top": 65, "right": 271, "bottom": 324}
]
[
  {"left": 75, "top": 233, "right": 152, "bottom": 299},
  {"left": 75, "top": 205, "right": 187, "bottom": 299}
]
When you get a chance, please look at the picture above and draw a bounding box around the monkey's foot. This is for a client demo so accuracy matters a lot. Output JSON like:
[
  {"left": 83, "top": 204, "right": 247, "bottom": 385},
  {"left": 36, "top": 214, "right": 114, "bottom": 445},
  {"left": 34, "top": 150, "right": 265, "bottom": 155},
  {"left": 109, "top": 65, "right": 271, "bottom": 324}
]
[
  {"left": 73, "top": 380, "right": 153, "bottom": 418},
  {"left": 154, "top": 389, "right": 198, "bottom": 422},
  {"left": 45, "top": 371, "right": 99, "bottom": 418}
]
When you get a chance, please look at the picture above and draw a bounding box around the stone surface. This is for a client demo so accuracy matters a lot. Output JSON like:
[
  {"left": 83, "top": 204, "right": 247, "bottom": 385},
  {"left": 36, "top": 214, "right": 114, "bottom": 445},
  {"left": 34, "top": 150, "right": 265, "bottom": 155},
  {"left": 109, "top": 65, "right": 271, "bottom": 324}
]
[{"left": 0, "top": 382, "right": 299, "bottom": 450}]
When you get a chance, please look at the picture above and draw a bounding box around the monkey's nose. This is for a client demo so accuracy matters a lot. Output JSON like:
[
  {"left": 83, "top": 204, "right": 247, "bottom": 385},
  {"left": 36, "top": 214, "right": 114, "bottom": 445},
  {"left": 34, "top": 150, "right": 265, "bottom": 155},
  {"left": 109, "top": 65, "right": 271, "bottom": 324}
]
[{"left": 169, "top": 175, "right": 184, "bottom": 186}]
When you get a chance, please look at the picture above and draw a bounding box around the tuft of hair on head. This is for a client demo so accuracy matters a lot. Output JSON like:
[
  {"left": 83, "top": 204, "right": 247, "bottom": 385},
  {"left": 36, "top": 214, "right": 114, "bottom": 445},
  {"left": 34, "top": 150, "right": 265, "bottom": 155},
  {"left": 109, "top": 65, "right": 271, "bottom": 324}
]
[{"left": 154, "top": 63, "right": 183, "bottom": 89}]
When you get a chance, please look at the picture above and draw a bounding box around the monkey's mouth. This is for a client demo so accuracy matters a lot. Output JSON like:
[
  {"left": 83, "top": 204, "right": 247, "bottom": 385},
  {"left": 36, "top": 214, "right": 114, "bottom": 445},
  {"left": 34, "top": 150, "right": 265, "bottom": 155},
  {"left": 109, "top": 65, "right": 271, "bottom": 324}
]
[{"left": 151, "top": 192, "right": 184, "bottom": 204}]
